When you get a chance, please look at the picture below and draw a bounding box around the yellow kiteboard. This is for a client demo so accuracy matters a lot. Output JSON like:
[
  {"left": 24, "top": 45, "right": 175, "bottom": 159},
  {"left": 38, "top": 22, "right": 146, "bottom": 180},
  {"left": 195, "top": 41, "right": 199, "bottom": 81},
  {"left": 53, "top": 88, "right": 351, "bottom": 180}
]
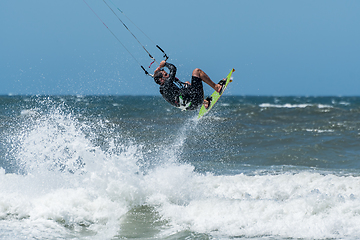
[{"left": 197, "top": 68, "right": 235, "bottom": 119}]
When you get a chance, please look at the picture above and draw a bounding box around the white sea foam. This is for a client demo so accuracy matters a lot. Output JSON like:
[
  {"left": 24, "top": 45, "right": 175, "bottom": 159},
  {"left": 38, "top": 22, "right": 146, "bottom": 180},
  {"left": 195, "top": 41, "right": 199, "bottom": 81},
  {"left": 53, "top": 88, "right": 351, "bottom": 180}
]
[
  {"left": 1, "top": 105, "right": 360, "bottom": 239},
  {"left": 220, "top": 103, "right": 230, "bottom": 107},
  {"left": 260, "top": 103, "right": 333, "bottom": 109},
  {"left": 20, "top": 109, "right": 39, "bottom": 116},
  {"left": 306, "top": 129, "right": 335, "bottom": 133},
  {"left": 148, "top": 170, "right": 360, "bottom": 239},
  {"left": 339, "top": 101, "right": 350, "bottom": 106}
]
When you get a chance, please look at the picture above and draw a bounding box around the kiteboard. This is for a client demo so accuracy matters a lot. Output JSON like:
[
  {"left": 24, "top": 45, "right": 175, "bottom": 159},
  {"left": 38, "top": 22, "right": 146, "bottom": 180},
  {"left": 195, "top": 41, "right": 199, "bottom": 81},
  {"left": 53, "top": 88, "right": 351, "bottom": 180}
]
[{"left": 197, "top": 68, "right": 235, "bottom": 119}]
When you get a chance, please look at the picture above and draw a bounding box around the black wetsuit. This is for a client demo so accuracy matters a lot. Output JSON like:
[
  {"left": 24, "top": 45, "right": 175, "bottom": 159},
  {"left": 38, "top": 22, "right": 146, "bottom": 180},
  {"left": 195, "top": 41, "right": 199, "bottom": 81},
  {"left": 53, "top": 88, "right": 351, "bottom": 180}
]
[{"left": 159, "top": 63, "right": 204, "bottom": 110}]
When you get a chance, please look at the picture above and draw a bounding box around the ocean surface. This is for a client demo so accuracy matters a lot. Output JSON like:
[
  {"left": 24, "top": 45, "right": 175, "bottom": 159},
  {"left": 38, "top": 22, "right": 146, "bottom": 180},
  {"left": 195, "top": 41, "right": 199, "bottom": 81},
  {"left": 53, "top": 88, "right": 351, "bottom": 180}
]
[{"left": 1, "top": 95, "right": 360, "bottom": 239}]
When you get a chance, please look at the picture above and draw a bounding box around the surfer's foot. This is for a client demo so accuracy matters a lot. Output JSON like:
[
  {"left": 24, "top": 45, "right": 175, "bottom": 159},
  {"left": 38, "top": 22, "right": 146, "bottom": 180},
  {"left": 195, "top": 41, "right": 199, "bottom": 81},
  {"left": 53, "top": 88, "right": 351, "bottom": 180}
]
[
  {"left": 216, "top": 78, "right": 226, "bottom": 94},
  {"left": 203, "top": 97, "right": 212, "bottom": 109},
  {"left": 215, "top": 84, "right": 222, "bottom": 93},
  {"left": 203, "top": 100, "right": 209, "bottom": 109}
]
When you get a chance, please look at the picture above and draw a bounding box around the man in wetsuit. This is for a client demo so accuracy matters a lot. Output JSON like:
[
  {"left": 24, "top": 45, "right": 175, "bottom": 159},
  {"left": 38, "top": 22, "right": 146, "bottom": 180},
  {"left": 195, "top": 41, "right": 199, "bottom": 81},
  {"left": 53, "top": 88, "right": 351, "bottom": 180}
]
[{"left": 153, "top": 60, "right": 222, "bottom": 111}]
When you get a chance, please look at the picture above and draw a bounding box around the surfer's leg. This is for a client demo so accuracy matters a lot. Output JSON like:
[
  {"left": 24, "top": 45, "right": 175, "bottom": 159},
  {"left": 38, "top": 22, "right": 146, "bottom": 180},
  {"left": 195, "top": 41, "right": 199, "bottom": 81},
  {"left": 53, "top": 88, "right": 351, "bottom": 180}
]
[
  {"left": 192, "top": 68, "right": 222, "bottom": 93},
  {"left": 189, "top": 76, "right": 204, "bottom": 109}
]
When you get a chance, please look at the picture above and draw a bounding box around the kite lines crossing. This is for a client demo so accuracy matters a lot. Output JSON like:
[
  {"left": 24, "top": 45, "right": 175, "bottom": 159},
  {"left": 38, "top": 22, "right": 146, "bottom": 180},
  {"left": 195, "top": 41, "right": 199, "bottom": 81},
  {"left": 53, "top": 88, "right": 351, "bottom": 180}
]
[{"left": 82, "top": 0, "right": 168, "bottom": 77}]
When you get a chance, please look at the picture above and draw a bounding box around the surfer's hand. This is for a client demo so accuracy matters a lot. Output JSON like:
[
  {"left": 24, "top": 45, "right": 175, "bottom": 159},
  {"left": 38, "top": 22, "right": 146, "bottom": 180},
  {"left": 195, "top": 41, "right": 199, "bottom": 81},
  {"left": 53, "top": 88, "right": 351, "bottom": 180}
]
[{"left": 159, "top": 60, "right": 166, "bottom": 68}]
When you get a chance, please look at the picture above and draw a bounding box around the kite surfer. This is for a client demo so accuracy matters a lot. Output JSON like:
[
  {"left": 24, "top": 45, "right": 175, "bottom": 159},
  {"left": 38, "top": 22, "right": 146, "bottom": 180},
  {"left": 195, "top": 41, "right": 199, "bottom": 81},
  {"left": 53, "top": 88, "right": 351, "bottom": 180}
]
[{"left": 153, "top": 60, "right": 223, "bottom": 111}]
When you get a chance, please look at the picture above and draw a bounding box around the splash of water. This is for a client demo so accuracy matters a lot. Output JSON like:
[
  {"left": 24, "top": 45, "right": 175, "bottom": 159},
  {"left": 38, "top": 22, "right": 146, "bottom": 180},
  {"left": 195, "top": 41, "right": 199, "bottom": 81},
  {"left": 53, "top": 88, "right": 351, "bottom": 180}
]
[{"left": 1, "top": 101, "right": 150, "bottom": 238}]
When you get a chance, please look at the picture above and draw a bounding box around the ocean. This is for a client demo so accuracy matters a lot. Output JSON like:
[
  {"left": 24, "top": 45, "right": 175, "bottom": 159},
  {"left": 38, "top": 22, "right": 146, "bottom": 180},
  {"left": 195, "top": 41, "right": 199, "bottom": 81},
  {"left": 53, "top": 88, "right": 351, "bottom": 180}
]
[{"left": 1, "top": 95, "right": 360, "bottom": 239}]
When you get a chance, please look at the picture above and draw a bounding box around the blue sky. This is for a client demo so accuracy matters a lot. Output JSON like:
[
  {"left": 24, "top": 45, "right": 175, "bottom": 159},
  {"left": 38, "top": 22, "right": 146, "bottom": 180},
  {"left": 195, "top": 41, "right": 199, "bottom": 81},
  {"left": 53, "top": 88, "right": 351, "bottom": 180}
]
[{"left": 1, "top": 0, "right": 359, "bottom": 96}]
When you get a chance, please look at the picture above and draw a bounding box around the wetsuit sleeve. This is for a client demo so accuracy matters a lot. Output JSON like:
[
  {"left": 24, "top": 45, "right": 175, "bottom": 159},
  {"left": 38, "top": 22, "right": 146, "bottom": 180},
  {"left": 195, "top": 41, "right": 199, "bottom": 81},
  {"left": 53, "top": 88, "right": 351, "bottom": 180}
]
[
  {"left": 164, "top": 62, "right": 187, "bottom": 87},
  {"left": 164, "top": 62, "right": 177, "bottom": 79}
]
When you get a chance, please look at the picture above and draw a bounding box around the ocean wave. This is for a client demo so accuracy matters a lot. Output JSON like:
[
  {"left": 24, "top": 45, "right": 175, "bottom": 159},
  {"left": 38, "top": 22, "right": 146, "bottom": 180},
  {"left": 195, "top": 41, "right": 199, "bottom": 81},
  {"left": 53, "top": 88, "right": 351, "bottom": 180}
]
[
  {"left": 2, "top": 164, "right": 360, "bottom": 239},
  {"left": 1, "top": 96, "right": 360, "bottom": 239}
]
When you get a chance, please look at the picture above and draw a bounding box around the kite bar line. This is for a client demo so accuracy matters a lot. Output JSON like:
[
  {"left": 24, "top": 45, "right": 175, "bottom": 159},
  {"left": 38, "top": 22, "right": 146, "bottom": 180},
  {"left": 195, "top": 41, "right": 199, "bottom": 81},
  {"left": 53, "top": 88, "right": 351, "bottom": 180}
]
[
  {"left": 156, "top": 45, "right": 169, "bottom": 61},
  {"left": 83, "top": 0, "right": 168, "bottom": 77},
  {"left": 104, "top": 0, "right": 169, "bottom": 65},
  {"left": 82, "top": 0, "right": 145, "bottom": 74},
  {"left": 102, "top": 0, "right": 156, "bottom": 63},
  {"left": 107, "top": 0, "right": 157, "bottom": 46},
  {"left": 107, "top": 0, "right": 169, "bottom": 62}
]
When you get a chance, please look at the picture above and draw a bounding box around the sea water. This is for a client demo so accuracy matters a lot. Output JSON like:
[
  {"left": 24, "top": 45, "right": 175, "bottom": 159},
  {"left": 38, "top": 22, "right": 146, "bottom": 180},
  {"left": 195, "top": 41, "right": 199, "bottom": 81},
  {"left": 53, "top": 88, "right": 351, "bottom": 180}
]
[{"left": 1, "top": 95, "right": 360, "bottom": 239}]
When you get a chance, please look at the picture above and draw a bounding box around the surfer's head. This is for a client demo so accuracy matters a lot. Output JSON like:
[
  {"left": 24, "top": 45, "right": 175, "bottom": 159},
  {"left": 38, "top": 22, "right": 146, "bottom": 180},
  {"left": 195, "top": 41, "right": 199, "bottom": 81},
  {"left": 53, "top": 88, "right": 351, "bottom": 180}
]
[
  {"left": 154, "top": 72, "right": 163, "bottom": 85},
  {"left": 154, "top": 71, "right": 168, "bottom": 85}
]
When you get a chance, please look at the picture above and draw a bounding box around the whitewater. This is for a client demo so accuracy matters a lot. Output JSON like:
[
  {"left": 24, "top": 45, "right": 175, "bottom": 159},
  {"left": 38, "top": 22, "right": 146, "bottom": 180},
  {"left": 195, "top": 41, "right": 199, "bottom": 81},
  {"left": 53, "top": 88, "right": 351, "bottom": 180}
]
[{"left": 1, "top": 95, "right": 360, "bottom": 239}]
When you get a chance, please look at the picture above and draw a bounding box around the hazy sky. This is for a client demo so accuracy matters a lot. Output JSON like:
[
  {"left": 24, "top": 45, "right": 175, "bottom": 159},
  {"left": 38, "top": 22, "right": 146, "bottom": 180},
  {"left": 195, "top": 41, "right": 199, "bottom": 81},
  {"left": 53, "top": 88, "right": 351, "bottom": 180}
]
[{"left": 1, "top": 0, "right": 359, "bottom": 96}]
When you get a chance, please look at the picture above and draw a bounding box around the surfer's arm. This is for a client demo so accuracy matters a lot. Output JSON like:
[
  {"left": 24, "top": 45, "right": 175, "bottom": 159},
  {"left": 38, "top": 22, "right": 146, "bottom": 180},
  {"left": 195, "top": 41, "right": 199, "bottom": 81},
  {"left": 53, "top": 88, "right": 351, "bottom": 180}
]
[
  {"left": 164, "top": 63, "right": 189, "bottom": 87},
  {"left": 164, "top": 62, "right": 177, "bottom": 79}
]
